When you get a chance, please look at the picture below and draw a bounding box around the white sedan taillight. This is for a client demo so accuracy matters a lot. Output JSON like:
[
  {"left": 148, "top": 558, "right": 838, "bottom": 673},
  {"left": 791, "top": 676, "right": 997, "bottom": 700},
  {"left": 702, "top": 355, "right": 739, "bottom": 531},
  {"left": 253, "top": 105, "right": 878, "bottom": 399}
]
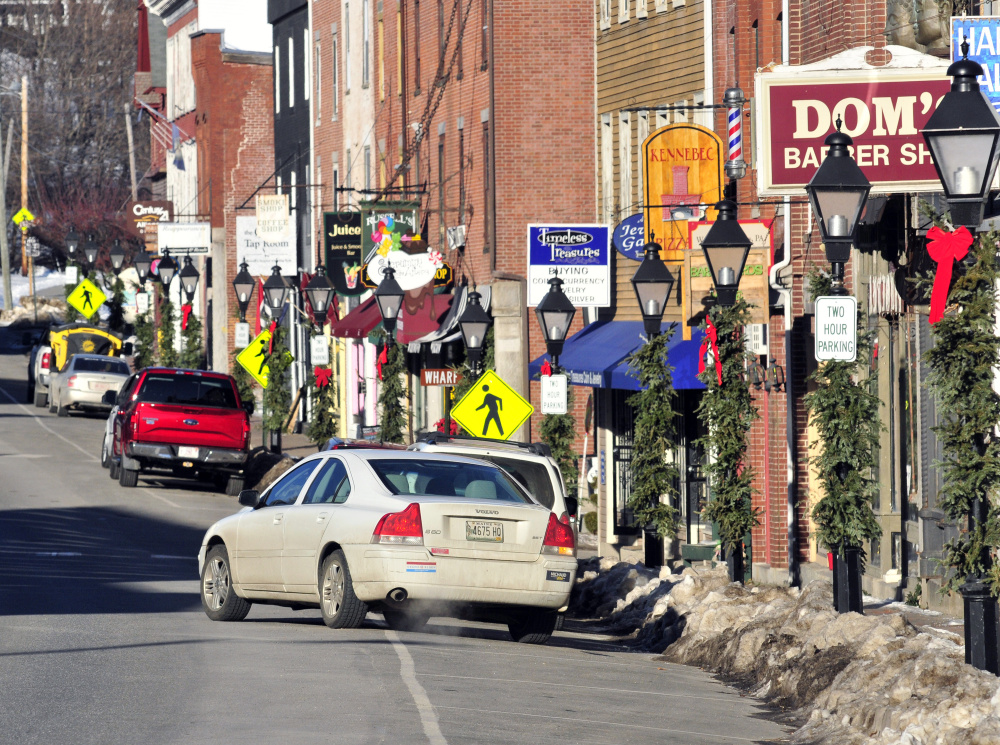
[
  {"left": 542, "top": 513, "right": 575, "bottom": 556},
  {"left": 371, "top": 503, "right": 424, "bottom": 546}
]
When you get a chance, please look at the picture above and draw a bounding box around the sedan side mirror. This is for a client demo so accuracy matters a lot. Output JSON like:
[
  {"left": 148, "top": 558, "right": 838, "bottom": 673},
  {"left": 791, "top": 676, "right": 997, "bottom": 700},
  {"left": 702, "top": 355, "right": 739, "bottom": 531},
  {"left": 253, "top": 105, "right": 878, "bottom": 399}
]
[
  {"left": 238, "top": 489, "right": 261, "bottom": 508},
  {"left": 122, "top": 342, "right": 134, "bottom": 356},
  {"left": 241, "top": 399, "right": 255, "bottom": 416},
  {"left": 101, "top": 390, "right": 117, "bottom": 406}
]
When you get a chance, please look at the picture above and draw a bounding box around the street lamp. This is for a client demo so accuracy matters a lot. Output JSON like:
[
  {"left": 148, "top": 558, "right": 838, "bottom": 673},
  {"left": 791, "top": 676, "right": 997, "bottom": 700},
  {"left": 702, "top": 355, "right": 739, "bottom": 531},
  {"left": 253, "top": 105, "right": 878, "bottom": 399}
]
[
  {"left": 458, "top": 288, "right": 491, "bottom": 376},
  {"left": 83, "top": 234, "right": 99, "bottom": 267},
  {"left": 631, "top": 241, "right": 675, "bottom": 336},
  {"left": 232, "top": 260, "right": 255, "bottom": 322},
  {"left": 65, "top": 226, "right": 80, "bottom": 262},
  {"left": 921, "top": 38, "right": 1000, "bottom": 231},
  {"left": 262, "top": 263, "right": 289, "bottom": 314},
  {"left": 304, "top": 265, "right": 336, "bottom": 326},
  {"left": 133, "top": 252, "right": 152, "bottom": 289},
  {"left": 109, "top": 239, "right": 126, "bottom": 275},
  {"left": 179, "top": 256, "right": 200, "bottom": 303},
  {"left": 804, "top": 121, "right": 872, "bottom": 287},
  {"left": 374, "top": 264, "right": 405, "bottom": 339},
  {"left": 700, "top": 200, "right": 752, "bottom": 306},
  {"left": 534, "top": 275, "right": 576, "bottom": 369},
  {"left": 157, "top": 250, "right": 177, "bottom": 287}
]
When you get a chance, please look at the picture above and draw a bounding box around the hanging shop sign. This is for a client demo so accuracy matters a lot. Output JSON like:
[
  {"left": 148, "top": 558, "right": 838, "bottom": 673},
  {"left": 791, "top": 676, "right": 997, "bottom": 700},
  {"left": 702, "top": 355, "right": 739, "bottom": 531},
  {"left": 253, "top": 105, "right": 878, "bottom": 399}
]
[
  {"left": 951, "top": 17, "right": 1000, "bottom": 114},
  {"left": 360, "top": 201, "right": 419, "bottom": 260},
  {"left": 755, "top": 46, "right": 950, "bottom": 196},
  {"left": 126, "top": 200, "right": 173, "bottom": 253},
  {"left": 236, "top": 215, "right": 297, "bottom": 276},
  {"left": 683, "top": 220, "right": 772, "bottom": 338},
  {"left": 815, "top": 296, "right": 857, "bottom": 362},
  {"left": 421, "top": 368, "right": 463, "bottom": 386},
  {"left": 323, "top": 211, "right": 365, "bottom": 296},
  {"left": 361, "top": 261, "right": 452, "bottom": 290},
  {"left": 365, "top": 248, "right": 448, "bottom": 292},
  {"left": 526, "top": 225, "right": 611, "bottom": 307},
  {"left": 642, "top": 124, "right": 725, "bottom": 261},
  {"left": 612, "top": 213, "right": 645, "bottom": 261},
  {"left": 157, "top": 222, "right": 211, "bottom": 255},
  {"left": 255, "top": 194, "right": 291, "bottom": 240}
]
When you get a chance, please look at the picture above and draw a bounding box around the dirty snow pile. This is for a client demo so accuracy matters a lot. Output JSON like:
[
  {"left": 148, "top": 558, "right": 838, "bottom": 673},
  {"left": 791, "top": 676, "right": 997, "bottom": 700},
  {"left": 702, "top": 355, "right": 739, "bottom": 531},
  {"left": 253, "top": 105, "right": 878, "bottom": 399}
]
[{"left": 570, "top": 558, "right": 1000, "bottom": 745}]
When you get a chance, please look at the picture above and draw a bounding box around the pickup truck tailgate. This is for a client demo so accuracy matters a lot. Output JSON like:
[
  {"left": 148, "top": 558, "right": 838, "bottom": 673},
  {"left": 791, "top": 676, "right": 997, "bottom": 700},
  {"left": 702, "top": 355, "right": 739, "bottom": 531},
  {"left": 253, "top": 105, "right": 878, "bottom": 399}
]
[{"left": 134, "top": 402, "right": 246, "bottom": 450}]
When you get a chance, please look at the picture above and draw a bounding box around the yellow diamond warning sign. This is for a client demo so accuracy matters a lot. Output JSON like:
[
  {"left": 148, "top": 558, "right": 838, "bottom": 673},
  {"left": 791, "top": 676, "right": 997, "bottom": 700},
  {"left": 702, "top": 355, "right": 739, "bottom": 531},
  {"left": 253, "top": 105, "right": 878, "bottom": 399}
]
[
  {"left": 236, "top": 329, "right": 272, "bottom": 388},
  {"left": 450, "top": 370, "right": 534, "bottom": 440},
  {"left": 66, "top": 278, "right": 107, "bottom": 319},
  {"left": 12, "top": 207, "right": 34, "bottom": 225}
]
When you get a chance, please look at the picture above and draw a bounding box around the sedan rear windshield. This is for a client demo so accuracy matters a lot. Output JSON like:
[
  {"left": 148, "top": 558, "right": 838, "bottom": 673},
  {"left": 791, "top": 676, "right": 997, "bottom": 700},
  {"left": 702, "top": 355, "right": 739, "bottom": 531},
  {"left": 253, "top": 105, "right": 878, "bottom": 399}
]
[
  {"left": 137, "top": 374, "right": 237, "bottom": 408},
  {"left": 73, "top": 358, "right": 130, "bottom": 375},
  {"left": 368, "top": 459, "right": 531, "bottom": 503}
]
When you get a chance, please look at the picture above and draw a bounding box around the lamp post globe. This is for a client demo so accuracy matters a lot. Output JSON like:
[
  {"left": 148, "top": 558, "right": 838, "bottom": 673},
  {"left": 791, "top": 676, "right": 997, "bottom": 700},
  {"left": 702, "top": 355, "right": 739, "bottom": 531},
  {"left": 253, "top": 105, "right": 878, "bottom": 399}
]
[
  {"left": 179, "top": 256, "right": 200, "bottom": 303},
  {"left": 458, "top": 288, "right": 491, "bottom": 375},
  {"left": 700, "top": 200, "right": 752, "bottom": 307},
  {"left": 534, "top": 275, "right": 576, "bottom": 368},
  {"left": 232, "top": 260, "right": 255, "bottom": 322},
  {"left": 304, "top": 265, "right": 336, "bottom": 326},
  {"left": 65, "top": 226, "right": 80, "bottom": 261},
  {"left": 157, "top": 250, "right": 177, "bottom": 287},
  {"left": 133, "top": 251, "right": 152, "bottom": 289},
  {"left": 921, "top": 38, "right": 1000, "bottom": 231},
  {"left": 374, "top": 264, "right": 405, "bottom": 339},
  {"left": 82, "top": 234, "right": 100, "bottom": 267},
  {"left": 804, "top": 121, "right": 871, "bottom": 285},
  {"left": 109, "top": 239, "right": 126, "bottom": 275},
  {"left": 631, "top": 241, "right": 675, "bottom": 337},
  {"left": 262, "top": 263, "right": 289, "bottom": 314}
]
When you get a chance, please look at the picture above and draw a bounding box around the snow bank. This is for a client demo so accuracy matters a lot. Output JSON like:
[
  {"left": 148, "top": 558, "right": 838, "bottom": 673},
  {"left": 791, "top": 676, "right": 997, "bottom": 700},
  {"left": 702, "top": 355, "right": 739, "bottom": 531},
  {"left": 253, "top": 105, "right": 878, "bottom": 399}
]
[{"left": 569, "top": 559, "right": 1000, "bottom": 745}]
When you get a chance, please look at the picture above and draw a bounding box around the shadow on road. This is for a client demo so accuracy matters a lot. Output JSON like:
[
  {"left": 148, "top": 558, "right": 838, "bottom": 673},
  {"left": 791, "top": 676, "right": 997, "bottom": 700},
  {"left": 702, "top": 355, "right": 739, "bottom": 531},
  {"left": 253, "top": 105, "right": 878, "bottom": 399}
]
[{"left": 0, "top": 505, "right": 205, "bottom": 617}]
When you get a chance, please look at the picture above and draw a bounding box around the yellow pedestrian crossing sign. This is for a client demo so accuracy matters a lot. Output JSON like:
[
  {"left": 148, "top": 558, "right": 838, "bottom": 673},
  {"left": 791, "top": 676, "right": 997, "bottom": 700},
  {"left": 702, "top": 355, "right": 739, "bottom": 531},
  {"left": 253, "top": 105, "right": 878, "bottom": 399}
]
[
  {"left": 236, "top": 329, "right": 272, "bottom": 388},
  {"left": 66, "top": 278, "right": 106, "bottom": 319},
  {"left": 12, "top": 207, "right": 34, "bottom": 225},
  {"left": 451, "top": 369, "right": 534, "bottom": 440}
]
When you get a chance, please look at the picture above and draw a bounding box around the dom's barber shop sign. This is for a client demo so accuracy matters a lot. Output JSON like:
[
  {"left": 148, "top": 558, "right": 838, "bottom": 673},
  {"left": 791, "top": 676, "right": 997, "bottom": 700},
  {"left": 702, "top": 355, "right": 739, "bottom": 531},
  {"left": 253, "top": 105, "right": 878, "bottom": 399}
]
[{"left": 755, "top": 47, "right": 950, "bottom": 195}]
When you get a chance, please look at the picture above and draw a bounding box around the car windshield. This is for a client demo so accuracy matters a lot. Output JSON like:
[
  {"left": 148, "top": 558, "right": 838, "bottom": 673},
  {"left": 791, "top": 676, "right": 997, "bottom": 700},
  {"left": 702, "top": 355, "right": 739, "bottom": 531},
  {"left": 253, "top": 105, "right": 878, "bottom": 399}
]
[
  {"left": 138, "top": 374, "right": 237, "bottom": 408},
  {"left": 74, "top": 358, "right": 129, "bottom": 375},
  {"left": 368, "top": 458, "right": 531, "bottom": 503},
  {"left": 475, "top": 455, "right": 556, "bottom": 509}
]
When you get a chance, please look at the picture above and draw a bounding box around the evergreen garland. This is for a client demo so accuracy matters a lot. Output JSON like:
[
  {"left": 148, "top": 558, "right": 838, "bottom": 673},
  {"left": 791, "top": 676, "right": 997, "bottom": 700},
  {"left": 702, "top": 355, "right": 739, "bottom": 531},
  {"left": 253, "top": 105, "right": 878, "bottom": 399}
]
[
  {"left": 307, "top": 353, "right": 340, "bottom": 445},
  {"left": 230, "top": 349, "right": 255, "bottom": 406},
  {"left": 804, "top": 270, "right": 882, "bottom": 563},
  {"left": 922, "top": 229, "right": 1000, "bottom": 593},
  {"left": 378, "top": 338, "right": 408, "bottom": 444},
  {"left": 539, "top": 384, "right": 579, "bottom": 490},
  {"left": 696, "top": 298, "right": 761, "bottom": 557},
  {"left": 106, "top": 276, "right": 126, "bottom": 333},
  {"left": 159, "top": 295, "right": 178, "bottom": 367},
  {"left": 625, "top": 327, "right": 681, "bottom": 538},
  {"left": 262, "top": 326, "right": 293, "bottom": 433},
  {"left": 133, "top": 310, "right": 156, "bottom": 370},
  {"left": 179, "top": 310, "right": 204, "bottom": 369}
]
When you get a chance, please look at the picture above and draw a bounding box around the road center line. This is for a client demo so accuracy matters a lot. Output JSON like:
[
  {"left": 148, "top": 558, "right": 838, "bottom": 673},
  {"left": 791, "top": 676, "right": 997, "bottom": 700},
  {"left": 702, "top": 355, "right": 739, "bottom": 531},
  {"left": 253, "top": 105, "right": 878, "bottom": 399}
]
[
  {"left": 386, "top": 630, "right": 448, "bottom": 745},
  {"left": 0, "top": 383, "right": 98, "bottom": 462}
]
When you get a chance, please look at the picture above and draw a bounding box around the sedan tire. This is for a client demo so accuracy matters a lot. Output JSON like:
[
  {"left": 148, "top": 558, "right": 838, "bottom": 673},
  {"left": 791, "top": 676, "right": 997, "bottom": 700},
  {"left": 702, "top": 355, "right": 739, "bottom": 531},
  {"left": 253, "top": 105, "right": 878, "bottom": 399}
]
[
  {"left": 508, "top": 610, "right": 557, "bottom": 645},
  {"left": 319, "top": 550, "right": 367, "bottom": 629},
  {"left": 201, "top": 545, "right": 251, "bottom": 622}
]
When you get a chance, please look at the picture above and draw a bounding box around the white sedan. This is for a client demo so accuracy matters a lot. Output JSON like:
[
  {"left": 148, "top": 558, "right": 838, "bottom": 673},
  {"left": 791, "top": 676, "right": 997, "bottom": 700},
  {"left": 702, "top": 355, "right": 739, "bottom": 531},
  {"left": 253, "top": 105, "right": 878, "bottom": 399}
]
[{"left": 197, "top": 450, "right": 577, "bottom": 644}]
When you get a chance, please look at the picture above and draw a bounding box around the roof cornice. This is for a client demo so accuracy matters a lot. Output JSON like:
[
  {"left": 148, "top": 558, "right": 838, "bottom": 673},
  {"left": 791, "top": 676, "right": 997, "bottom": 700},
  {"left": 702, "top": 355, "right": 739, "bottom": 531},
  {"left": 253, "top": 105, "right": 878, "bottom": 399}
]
[{"left": 145, "top": 0, "right": 197, "bottom": 29}]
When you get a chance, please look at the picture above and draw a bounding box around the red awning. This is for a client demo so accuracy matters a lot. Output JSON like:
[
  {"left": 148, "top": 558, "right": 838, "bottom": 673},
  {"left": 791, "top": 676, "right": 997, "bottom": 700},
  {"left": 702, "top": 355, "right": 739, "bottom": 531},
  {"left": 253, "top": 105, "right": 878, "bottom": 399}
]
[
  {"left": 397, "top": 293, "right": 454, "bottom": 345},
  {"left": 329, "top": 296, "right": 382, "bottom": 338}
]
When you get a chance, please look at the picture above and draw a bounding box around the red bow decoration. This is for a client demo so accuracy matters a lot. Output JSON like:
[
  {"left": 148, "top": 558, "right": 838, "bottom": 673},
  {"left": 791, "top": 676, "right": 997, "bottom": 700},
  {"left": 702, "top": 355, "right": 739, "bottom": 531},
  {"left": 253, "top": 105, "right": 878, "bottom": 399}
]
[
  {"left": 181, "top": 304, "right": 193, "bottom": 330},
  {"left": 267, "top": 320, "right": 277, "bottom": 354},
  {"left": 376, "top": 345, "right": 389, "bottom": 381},
  {"left": 540, "top": 359, "right": 552, "bottom": 377},
  {"left": 314, "top": 366, "right": 332, "bottom": 388},
  {"left": 698, "top": 318, "right": 723, "bottom": 387},
  {"left": 926, "top": 225, "right": 974, "bottom": 324}
]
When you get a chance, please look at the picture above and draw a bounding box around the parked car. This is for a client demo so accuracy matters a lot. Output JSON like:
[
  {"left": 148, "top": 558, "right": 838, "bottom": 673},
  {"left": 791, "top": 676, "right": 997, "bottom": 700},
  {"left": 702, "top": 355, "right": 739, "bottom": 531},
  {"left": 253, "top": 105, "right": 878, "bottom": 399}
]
[
  {"left": 27, "top": 342, "right": 53, "bottom": 407},
  {"left": 110, "top": 367, "right": 253, "bottom": 494},
  {"left": 321, "top": 437, "right": 407, "bottom": 451},
  {"left": 197, "top": 450, "right": 577, "bottom": 644},
  {"left": 100, "top": 372, "right": 140, "bottom": 469},
  {"left": 47, "top": 354, "right": 130, "bottom": 417},
  {"left": 408, "top": 433, "right": 578, "bottom": 524},
  {"left": 47, "top": 323, "right": 123, "bottom": 372}
]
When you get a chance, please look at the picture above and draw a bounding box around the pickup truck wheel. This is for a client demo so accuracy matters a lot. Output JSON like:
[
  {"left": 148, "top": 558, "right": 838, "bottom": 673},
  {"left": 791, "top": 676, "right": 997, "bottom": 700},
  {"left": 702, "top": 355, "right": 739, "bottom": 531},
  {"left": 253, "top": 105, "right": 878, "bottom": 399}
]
[
  {"left": 507, "top": 610, "right": 557, "bottom": 645},
  {"left": 34, "top": 390, "right": 47, "bottom": 408},
  {"left": 119, "top": 463, "right": 139, "bottom": 488},
  {"left": 319, "top": 550, "right": 368, "bottom": 629},
  {"left": 225, "top": 475, "right": 245, "bottom": 497},
  {"left": 100, "top": 439, "right": 110, "bottom": 469},
  {"left": 201, "top": 545, "right": 251, "bottom": 622},
  {"left": 109, "top": 460, "right": 120, "bottom": 480}
]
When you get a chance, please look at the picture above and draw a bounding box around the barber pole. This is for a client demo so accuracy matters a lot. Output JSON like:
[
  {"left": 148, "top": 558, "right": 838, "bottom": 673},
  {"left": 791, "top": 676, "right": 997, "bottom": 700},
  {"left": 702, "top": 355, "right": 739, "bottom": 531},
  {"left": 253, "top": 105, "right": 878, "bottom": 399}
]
[{"left": 724, "top": 87, "right": 747, "bottom": 180}]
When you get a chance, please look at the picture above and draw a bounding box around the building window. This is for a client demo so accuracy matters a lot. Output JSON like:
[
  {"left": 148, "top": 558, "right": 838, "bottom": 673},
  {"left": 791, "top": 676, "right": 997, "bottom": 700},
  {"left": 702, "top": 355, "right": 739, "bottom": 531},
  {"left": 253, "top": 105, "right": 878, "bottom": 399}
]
[
  {"left": 414, "top": 0, "right": 422, "bottom": 92},
  {"left": 601, "top": 113, "right": 613, "bottom": 224},
  {"left": 274, "top": 44, "right": 281, "bottom": 114},
  {"left": 480, "top": 0, "right": 488, "bottom": 69},
  {"left": 345, "top": 3, "right": 352, "bottom": 94},
  {"left": 619, "top": 112, "right": 632, "bottom": 217},
  {"left": 364, "top": 145, "right": 371, "bottom": 192},
  {"left": 290, "top": 170, "right": 297, "bottom": 210},
  {"left": 655, "top": 108, "right": 669, "bottom": 130},
  {"left": 482, "top": 120, "right": 490, "bottom": 249},
  {"left": 333, "top": 164, "right": 340, "bottom": 209},
  {"left": 314, "top": 40, "right": 321, "bottom": 122},
  {"left": 618, "top": 0, "right": 629, "bottom": 23},
  {"left": 637, "top": 0, "right": 648, "bottom": 18},
  {"left": 438, "top": 133, "right": 446, "bottom": 244},
  {"left": 654, "top": 0, "right": 668, "bottom": 10},
  {"left": 288, "top": 35, "right": 295, "bottom": 109},
  {"left": 396, "top": 7, "right": 403, "bottom": 96},
  {"left": 332, "top": 33, "right": 339, "bottom": 119},
  {"left": 600, "top": 0, "right": 611, "bottom": 30},
  {"left": 362, "top": 0, "right": 370, "bottom": 88},
  {"left": 304, "top": 28, "right": 311, "bottom": 101},
  {"left": 456, "top": 0, "right": 463, "bottom": 79},
  {"left": 378, "top": 5, "right": 385, "bottom": 101},
  {"left": 346, "top": 148, "right": 352, "bottom": 204},
  {"left": 458, "top": 126, "right": 465, "bottom": 224}
]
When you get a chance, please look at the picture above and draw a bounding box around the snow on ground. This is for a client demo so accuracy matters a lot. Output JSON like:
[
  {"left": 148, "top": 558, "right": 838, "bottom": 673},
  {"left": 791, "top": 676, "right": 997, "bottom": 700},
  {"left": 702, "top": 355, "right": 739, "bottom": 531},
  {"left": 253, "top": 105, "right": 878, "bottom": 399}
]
[
  {"left": 0, "top": 267, "right": 69, "bottom": 308},
  {"left": 569, "top": 558, "right": 1000, "bottom": 745}
]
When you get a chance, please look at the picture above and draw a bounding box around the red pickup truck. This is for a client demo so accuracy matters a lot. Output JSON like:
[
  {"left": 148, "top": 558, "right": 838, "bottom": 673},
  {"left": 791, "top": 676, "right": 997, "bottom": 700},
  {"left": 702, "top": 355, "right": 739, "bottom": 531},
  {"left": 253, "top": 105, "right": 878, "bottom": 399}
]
[{"left": 110, "top": 368, "right": 253, "bottom": 494}]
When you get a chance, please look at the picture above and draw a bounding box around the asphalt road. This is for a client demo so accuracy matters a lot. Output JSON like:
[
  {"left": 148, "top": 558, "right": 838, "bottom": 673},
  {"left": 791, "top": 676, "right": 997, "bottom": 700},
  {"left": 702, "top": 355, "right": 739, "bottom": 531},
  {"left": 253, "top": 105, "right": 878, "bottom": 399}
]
[{"left": 0, "top": 349, "right": 789, "bottom": 745}]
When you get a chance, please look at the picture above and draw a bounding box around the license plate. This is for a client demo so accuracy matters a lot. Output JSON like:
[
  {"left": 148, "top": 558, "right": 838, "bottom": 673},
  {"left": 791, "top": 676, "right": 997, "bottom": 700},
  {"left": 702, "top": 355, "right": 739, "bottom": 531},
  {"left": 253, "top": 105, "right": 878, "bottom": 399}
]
[
  {"left": 91, "top": 382, "right": 115, "bottom": 391},
  {"left": 466, "top": 520, "right": 503, "bottom": 543},
  {"left": 177, "top": 446, "right": 199, "bottom": 458}
]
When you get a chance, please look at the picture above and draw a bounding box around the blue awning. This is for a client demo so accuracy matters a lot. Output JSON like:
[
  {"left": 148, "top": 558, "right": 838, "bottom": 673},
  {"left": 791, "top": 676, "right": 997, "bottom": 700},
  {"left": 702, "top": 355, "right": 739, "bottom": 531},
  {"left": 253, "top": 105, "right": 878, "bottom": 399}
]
[{"left": 528, "top": 321, "right": 705, "bottom": 390}]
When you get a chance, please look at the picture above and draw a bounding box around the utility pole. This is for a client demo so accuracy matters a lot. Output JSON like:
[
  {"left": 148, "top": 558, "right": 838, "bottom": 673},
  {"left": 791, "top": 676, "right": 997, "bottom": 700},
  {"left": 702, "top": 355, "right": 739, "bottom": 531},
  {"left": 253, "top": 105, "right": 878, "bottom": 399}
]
[
  {"left": 20, "top": 75, "right": 29, "bottom": 286},
  {"left": 0, "top": 119, "right": 12, "bottom": 311},
  {"left": 125, "top": 102, "right": 138, "bottom": 201}
]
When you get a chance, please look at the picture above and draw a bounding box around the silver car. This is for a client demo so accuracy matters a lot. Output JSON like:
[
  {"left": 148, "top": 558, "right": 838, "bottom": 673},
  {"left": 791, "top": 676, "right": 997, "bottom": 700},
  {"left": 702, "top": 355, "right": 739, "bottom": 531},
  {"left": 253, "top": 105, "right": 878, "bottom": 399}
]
[{"left": 49, "top": 354, "right": 131, "bottom": 417}]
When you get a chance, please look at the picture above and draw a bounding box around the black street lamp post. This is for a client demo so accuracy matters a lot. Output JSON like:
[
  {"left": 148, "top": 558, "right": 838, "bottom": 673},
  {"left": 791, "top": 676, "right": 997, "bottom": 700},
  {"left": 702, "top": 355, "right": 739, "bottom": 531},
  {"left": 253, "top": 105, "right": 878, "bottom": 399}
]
[
  {"left": 304, "top": 265, "right": 336, "bottom": 326},
  {"left": 534, "top": 275, "right": 576, "bottom": 370},
  {"left": 700, "top": 200, "right": 752, "bottom": 306},
  {"left": 65, "top": 226, "right": 80, "bottom": 265},
  {"left": 157, "top": 250, "right": 178, "bottom": 288},
  {"left": 631, "top": 241, "right": 675, "bottom": 337},
  {"left": 232, "top": 260, "right": 255, "bottom": 322},
  {"left": 458, "top": 289, "right": 491, "bottom": 377},
  {"left": 133, "top": 252, "right": 152, "bottom": 290},
  {"left": 374, "top": 265, "right": 405, "bottom": 340},
  {"left": 179, "top": 257, "right": 200, "bottom": 303},
  {"left": 922, "top": 40, "right": 1000, "bottom": 675},
  {"left": 82, "top": 234, "right": 99, "bottom": 268},
  {"left": 262, "top": 263, "right": 289, "bottom": 314}
]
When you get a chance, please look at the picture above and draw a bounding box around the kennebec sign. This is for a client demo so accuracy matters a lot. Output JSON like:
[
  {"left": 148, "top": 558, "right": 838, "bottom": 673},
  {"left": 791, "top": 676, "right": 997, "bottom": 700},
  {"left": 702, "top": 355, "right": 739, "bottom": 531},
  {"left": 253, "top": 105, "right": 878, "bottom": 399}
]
[{"left": 815, "top": 296, "right": 857, "bottom": 362}]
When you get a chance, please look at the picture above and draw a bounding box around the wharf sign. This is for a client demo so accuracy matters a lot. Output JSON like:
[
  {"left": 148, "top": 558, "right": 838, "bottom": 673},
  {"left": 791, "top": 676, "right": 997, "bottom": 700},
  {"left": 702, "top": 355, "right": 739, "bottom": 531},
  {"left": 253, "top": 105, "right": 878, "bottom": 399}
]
[
  {"left": 756, "top": 58, "right": 950, "bottom": 195},
  {"left": 527, "top": 225, "right": 611, "bottom": 307},
  {"left": 815, "top": 296, "right": 857, "bottom": 362}
]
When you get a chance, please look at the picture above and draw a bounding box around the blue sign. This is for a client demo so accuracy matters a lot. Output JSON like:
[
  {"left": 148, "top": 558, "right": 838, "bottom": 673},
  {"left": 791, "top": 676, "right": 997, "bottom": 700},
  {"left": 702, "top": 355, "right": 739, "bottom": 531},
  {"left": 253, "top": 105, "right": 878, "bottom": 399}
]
[
  {"left": 612, "top": 213, "right": 645, "bottom": 260},
  {"left": 952, "top": 17, "right": 1000, "bottom": 114},
  {"left": 527, "top": 224, "right": 611, "bottom": 308}
]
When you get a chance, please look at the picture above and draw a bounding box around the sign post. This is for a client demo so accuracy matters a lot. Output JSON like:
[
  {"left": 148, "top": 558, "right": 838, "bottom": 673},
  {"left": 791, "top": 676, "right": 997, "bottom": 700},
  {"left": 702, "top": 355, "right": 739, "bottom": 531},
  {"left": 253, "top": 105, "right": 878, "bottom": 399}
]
[{"left": 815, "top": 296, "right": 857, "bottom": 362}]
